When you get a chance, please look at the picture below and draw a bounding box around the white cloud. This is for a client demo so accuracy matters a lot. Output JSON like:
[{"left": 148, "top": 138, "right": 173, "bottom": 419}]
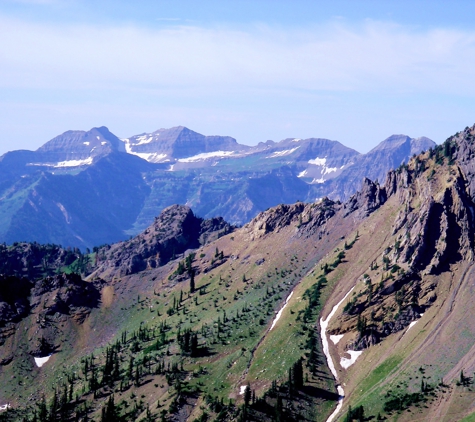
[
  {"left": 1, "top": 15, "right": 475, "bottom": 156},
  {"left": 1, "top": 16, "right": 475, "bottom": 96}
]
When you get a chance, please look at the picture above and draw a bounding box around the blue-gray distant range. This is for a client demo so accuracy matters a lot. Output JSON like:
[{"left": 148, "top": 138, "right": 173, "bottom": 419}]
[{"left": 0, "top": 126, "right": 435, "bottom": 249}]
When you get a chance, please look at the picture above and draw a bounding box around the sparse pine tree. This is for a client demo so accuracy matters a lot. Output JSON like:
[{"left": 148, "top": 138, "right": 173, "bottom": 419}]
[
  {"left": 244, "top": 383, "right": 251, "bottom": 408},
  {"left": 190, "top": 270, "right": 196, "bottom": 293}
]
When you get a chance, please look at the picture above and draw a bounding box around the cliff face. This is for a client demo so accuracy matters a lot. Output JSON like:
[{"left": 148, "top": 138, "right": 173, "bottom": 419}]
[{"left": 327, "top": 138, "right": 475, "bottom": 354}]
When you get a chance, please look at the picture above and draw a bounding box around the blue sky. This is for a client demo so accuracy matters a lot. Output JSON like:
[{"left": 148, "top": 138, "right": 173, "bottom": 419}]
[{"left": 1, "top": 0, "right": 475, "bottom": 155}]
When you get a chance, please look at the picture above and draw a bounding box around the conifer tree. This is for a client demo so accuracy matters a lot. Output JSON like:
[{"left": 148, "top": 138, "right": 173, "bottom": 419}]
[{"left": 190, "top": 270, "right": 195, "bottom": 293}]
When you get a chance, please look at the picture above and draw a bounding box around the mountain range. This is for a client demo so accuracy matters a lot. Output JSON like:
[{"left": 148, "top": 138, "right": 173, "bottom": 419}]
[
  {"left": 0, "top": 123, "right": 475, "bottom": 421},
  {"left": 0, "top": 126, "right": 434, "bottom": 249}
]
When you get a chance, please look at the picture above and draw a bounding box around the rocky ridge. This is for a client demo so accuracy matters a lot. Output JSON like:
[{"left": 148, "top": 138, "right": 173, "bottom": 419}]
[
  {"left": 327, "top": 131, "right": 475, "bottom": 353},
  {"left": 91, "top": 204, "right": 234, "bottom": 278}
]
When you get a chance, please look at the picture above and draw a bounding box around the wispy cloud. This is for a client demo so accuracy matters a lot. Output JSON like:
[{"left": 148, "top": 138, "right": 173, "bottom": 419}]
[
  {"left": 155, "top": 18, "right": 181, "bottom": 22},
  {"left": 1, "top": 16, "right": 475, "bottom": 96},
  {"left": 1, "top": 14, "right": 475, "bottom": 155}
]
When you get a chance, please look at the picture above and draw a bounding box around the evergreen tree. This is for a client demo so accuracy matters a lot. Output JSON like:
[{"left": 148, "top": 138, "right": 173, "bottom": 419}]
[
  {"left": 275, "top": 395, "right": 283, "bottom": 422},
  {"left": 37, "top": 397, "right": 48, "bottom": 422},
  {"left": 101, "top": 395, "right": 118, "bottom": 422},
  {"left": 244, "top": 383, "right": 251, "bottom": 408},
  {"left": 292, "top": 358, "right": 304, "bottom": 389},
  {"left": 190, "top": 270, "right": 196, "bottom": 293}
]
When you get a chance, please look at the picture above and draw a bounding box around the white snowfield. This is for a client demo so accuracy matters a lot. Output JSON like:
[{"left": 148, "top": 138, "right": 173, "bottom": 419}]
[
  {"left": 122, "top": 138, "right": 169, "bottom": 163},
  {"left": 308, "top": 157, "right": 337, "bottom": 174},
  {"left": 177, "top": 151, "right": 236, "bottom": 162},
  {"left": 239, "top": 385, "right": 247, "bottom": 395},
  {"left": 297, "top": 156, "right": 338, "bottom": 183},
  {"left": 133, "top": 134, "right": 154, "bottom": 145},
  {"left": 340, "top": 350, "right": 363, "bottom": 369},
  {"left": 131, "top": 152, "right": 169, "bottom": 163},
  {"left": 330, "top": 334, "right": 344, "bottom": 345},
  {"left": 267, "top": 147, "right": 300, "bottom": 158},
  {"left": 320, "top": 287, "right": 355, "bottom": 379},
  {"left": 34, "top": 355, "right": 51, "bottom": 368},
  {"left": 269, "top": 292, "right": 294, "bottom": 331},
  {"left": 308, "top": 157, "right": 327, "bottom": 166},
  {"left": 326, "top": 386, "right": 345, "bottom": 422},
  {"left": 0, "top": 404, "right": 11, "bottom": 411},
  {"left": 320, "top": 286, "right": 360, "bottom": 422},
  {"left": 28, "top": 157, "right": 94, "bottom": 168},
  {"left": 311, "top": 178, "right": 326, "bottom": 184}
]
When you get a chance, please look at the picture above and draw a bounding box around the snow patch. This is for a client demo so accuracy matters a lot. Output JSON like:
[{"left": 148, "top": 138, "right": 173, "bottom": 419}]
[
  {"left": 320, "top": 287, "right": 355, "bottom": 379},
  {"left": 267, "top": 147, "right": 300, "bottom": 158},
  {"left": 326, "top": 386, "right": 344, "bottom": 422},
  {"left": 406, "top": 321, "right": 418, "bottom": 331},
  {"left": 56, "top": 202, "right": 70, "bottom": 224},
  {"left": 323, "top": 166, "right": 337, "bottom": 175},
  {"left": 83, "top": 142, "right": 90, "bottom": 146},
  {"left": 308, "top": 157, "right": 326, "bottom": 166},
  {"left": 134, "top": 134, "right": 154, "bottom": 145},
  {"left": 96, "top": 136, "right": 100, "bottom": 140},
  {"left": 34, "top": 355, "right": 52, "bottom": 368},
  {"left": 28, "top": 157, "right": 93, "bottom": 168},
  {"left": 292, "top": 138, "right": 301, "bottom": 142},
  {"left": 178, "top": 151, "right": 235, "bottom": 162},
  {"left": 330, "top": 334, "right": 344, "bottom": 345},
  {"left": 297, "top": 170, "right": 308, "bottom": 178},
  {"left": 54, "top": 158, "right": 93, "bottom": 167},
  {"left": 129, "top": 152, "right": 168, "bottom": 163},
  {"left": 239, "top": 385, "right": 247, "bottom": 395},
  {"left": 340, "top": 350, "right": 363, "bottom": 369},
  {"left": 270, "top": 292, "right": 294, "bottom": 331},
  {"left": 405, "top": 314, "right": 424, "bottom": 335},
  {"left": 101, "top": 142, "right": 107, "bottom": 146},
  {"left": 321, "top": 287, "right": 355, "bottom": 422},
  {"left": 0, "top": 404, "right": 11, "bottom": 412},
  {"left": 311, "top": 178, "right": 326, "bottom": 184}
]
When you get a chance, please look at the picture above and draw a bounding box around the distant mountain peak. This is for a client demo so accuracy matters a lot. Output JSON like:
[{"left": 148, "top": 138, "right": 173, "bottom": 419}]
[{"left": 122, "top": 126, "right": 246, "bottom": 163}]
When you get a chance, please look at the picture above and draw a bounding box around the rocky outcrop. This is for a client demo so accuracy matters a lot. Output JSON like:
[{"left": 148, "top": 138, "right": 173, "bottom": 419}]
[
  {"left": 331, "top": 143, "right": 475, "bottom": 352},
  {"left": 0, "top": 243, "right": 79, "bottom": 281},
  {"left": 352, "top": 305, "right": 423, "bottom": 350},
  {"left": 244, "top": 198, "right": 337, "bottom": 240},
  {"left": 343, "top": 178, "right": 387, "bottom": 220},
  {"left": 454, "top": 124, "right": 475, "bottom": 200},
  {"left": 0, "top": 275, "right": 32, "bottom": 326},
  {"left": 93, "top": 205, "right": 234, "bottom": 277},
  {"left": 31, "top": 273, "right": 101, "bottom": 320},
  {"left": 0, "top": 272, "right": 101, "bottom": 352}
]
